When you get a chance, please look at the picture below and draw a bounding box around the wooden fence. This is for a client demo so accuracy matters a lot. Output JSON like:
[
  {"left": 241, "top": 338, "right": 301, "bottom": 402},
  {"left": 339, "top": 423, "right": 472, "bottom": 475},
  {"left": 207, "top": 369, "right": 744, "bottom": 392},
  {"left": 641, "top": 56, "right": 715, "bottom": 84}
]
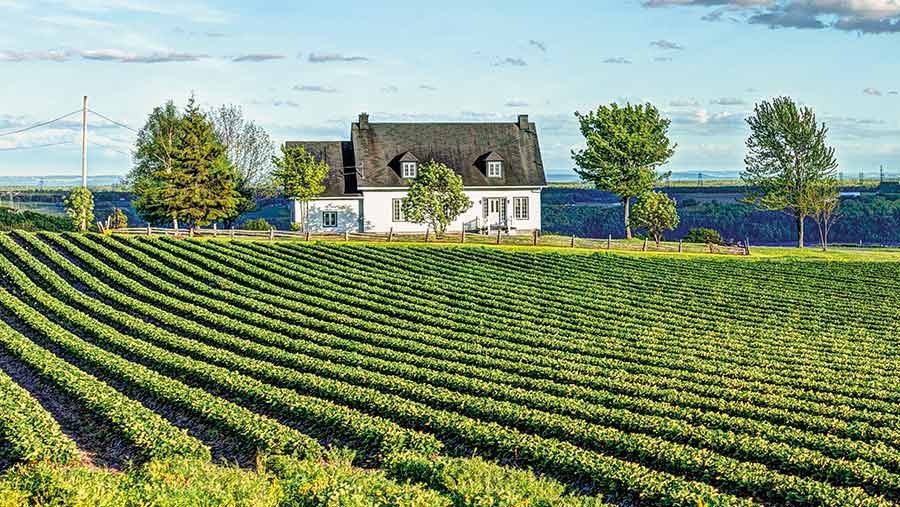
[{"left": 111, "top": 225, "right": 750, "bottom": 256}]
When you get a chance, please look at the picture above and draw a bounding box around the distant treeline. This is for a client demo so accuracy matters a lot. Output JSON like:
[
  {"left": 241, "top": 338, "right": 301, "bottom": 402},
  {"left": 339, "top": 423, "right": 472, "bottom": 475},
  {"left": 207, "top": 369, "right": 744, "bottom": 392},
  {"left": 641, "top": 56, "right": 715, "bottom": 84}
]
[
  {"left": 544, "top": 190, "right": 900, "bottom": 245},
  {"left": 0, "top": 207, "right": 73, "bottom": 232}
]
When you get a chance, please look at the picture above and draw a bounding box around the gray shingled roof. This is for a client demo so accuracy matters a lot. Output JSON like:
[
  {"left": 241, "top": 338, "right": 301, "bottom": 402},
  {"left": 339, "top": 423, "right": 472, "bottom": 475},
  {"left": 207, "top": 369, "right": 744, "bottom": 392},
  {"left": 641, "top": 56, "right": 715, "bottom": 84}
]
[
  {"left": 352, "top": 119, "right": 545, "bottom": 189},
  {"left": 288, "top": 115, "right": 546, "bottom": 197}
]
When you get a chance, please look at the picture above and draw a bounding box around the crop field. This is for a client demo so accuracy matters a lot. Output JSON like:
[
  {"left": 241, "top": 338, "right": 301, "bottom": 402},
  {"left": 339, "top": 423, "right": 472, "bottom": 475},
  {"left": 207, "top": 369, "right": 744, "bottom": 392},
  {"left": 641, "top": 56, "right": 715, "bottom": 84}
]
[{"left": 1, "top": 232, "right": 900, "bottom": 506}]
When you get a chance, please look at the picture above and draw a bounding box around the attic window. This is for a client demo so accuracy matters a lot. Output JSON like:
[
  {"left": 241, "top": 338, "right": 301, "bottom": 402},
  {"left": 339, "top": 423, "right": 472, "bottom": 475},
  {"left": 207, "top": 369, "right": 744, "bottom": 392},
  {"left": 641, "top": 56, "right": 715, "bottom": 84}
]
[
  {"left": 401, "top": 161, "right": 417, "bottom": 179},
  {"left": 487, "top": 161, "right": 503, "bottom": 178}
]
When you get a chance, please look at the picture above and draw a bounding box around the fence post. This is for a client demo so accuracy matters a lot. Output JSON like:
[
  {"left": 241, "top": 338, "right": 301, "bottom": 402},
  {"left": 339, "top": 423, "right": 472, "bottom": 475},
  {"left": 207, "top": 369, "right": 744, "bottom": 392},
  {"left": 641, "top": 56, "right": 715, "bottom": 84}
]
[
  {"left": 708, "top": 242, "right": 714, "bottom": 254},
  {"left": 745, "top": 238, "right": 752, "bottom": 256},
  {"left": 532, "top": 229, "right": 538, "bottom": 246},
  {"left": 146, "top": 224, "right": 152, "bottom": 236},
  {"left": 388, "top": 227, "right": 394, "bottom": 243},
  {"left": 642, "top": 237, "right": 648, "bottom": 252},
  {"left": 189, "top": 227, "right": 195, "bottom": 238},
  {"left": 230, "top": 227, "right": 235, "bottom": 239},
  {"left": 678, "top": 240, "right": 683, "bottom": 253},
  {"left": 305, "top": 230, "right": 310, "bottom": 241},
  {"left": 607, "top": 234, "right": 611, "bottom": 250},
  {"left": 425, "top": 225, "right": 430, "bottom": 243},
  {"left": 460, "top": 228, "right": 465, "bottom": 244},
  {"left": 213, "top": 223, "right": 218, "bottom": 238},
  {"left": 496, "top": 228, "right": 502, "bottom": 245},
  {"left": 269, "top": 228, "right": 274, "bottom": 241},
  {"left": 344, "top": 230, "right": 350, "bottom": 242},
  {"left": 570, "top": 235, "right": 575, "bottom": 248}
]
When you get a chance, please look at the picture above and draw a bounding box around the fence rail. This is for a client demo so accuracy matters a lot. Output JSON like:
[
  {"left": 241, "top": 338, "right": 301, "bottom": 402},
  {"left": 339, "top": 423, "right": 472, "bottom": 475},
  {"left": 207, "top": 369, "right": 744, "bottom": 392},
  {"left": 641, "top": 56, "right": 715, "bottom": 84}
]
[{"left": 111, "top": 226, "right": 750, "bottom": 256}]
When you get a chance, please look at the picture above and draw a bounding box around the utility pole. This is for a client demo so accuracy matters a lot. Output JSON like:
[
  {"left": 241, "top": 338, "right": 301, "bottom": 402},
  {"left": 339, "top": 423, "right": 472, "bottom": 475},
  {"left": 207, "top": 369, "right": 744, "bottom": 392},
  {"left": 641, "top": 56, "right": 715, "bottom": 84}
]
[
  {"left": 81, "top": 96, "right": 88, "bottom": 188},
  {"left": 880, "top": 165, "right": 884, "bottom": 184},
  {"left": 697, "top": 172, "right": 703, "bottom": 188}
]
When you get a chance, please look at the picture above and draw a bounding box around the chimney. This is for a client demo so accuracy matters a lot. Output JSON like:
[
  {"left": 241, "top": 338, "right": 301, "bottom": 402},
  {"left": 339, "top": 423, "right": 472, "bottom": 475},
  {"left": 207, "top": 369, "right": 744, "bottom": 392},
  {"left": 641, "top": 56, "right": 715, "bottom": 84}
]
[
  {"left": 517, "top": 114, "right": 529, "bottom": 130},
  {"left": 359, "top": 112, "right": 369, "bottom": 129}
]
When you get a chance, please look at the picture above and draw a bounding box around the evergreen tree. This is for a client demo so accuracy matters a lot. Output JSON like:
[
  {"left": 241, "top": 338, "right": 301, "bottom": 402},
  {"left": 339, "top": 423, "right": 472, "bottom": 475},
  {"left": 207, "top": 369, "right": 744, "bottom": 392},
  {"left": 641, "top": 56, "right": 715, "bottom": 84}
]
[{"left": 166, "top": 97, "right": 240, "bottom": 230}]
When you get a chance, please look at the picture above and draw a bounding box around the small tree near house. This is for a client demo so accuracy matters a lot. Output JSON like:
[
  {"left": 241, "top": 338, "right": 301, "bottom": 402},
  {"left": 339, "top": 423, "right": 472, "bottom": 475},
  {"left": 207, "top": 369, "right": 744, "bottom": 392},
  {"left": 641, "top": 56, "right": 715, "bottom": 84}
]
[
  {"left": 572, "top": 102, "right": 675, "bottom": 239},
  {"left": 630, "top": 191, "right": 679, "bottom": 247},
  {"left": 402, "top": 161, "right": 472, "bottom": 237},
  {"left": 272, "top": 144, "right": 329, "bottom": 232}
]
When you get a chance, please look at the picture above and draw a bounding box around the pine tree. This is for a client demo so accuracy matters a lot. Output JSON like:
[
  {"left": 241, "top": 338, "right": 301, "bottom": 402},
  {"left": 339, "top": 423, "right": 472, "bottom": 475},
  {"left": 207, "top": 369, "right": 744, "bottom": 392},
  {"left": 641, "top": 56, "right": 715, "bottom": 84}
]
[{"left": 166, "top": 96, "right": 240, "bottom": 230}]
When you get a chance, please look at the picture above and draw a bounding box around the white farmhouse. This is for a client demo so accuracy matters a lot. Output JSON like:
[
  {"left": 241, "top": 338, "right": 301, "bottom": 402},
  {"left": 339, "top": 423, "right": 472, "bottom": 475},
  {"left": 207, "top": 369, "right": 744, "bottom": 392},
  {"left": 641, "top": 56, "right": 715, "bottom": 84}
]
[{"left": 287, "top": 113, "right": 546, "bottom": 234}]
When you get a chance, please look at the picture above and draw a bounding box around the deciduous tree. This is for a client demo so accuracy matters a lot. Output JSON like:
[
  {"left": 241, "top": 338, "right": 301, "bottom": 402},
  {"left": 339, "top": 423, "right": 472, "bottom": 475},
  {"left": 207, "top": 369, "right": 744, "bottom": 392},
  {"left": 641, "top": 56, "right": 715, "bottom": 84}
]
[
  {"left": 129, "top": 101, "right": 181, "bottom": 229},
  {"left": 742, "top": 96, "right": 838, "bottom": 248},
  {"left": 403, "top": 161, "right": 472, "bottom": 236},
  {"left": 806, "top": 179, "right": 840, "bottom": 251},
  {"left": 208, "top": 105, "right": 274, "bottom": 226},
  {"left": 272, "top": 144, "right": 329, "bottom": 232},
  {"left": 630, "top": 191, "right": 679, "bottom": 247},
  {"left": 572, "top": 102, "right": 675, "bottom": 239}
]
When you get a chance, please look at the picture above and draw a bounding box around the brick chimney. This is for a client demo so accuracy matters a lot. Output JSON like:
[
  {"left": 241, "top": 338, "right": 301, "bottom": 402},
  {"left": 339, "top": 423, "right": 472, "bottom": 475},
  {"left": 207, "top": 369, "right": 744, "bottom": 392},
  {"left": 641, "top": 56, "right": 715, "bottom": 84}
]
[
  {"left": 359, "top": 112, "right": 369, "bottom": 129},
  {"left": 517, "top": 114, "right": 529, "bottom": 130}
]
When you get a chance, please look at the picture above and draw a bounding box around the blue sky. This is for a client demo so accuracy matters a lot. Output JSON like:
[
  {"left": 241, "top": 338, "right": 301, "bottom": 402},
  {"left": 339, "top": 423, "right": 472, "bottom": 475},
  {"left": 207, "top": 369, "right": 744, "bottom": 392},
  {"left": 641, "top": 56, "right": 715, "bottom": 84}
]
[{"left": 1, "top": 0, "right": 899, "bottom": 180}]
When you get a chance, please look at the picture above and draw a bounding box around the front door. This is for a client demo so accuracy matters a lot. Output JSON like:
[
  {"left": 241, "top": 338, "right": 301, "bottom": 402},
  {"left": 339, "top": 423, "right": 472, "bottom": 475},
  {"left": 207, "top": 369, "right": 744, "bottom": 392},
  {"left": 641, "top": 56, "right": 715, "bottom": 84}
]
[{"left": 485, "top": 198, "right": 506, "bottom": 228}]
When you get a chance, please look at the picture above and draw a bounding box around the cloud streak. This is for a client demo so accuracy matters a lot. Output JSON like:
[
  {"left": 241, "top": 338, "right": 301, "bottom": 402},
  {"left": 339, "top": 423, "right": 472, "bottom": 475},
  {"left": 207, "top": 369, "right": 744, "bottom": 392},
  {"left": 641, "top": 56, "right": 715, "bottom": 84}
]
[
  {"left": 603, "top": 57, "right": 632, "bottom": 64},
  {"left": 651, "top": 39, "right": 685, "bottom": 50},
  {"left": 232, "top": 53, "right": 284, "bottom": 62},
  {"left": 493, "top": 56, "right": 527, "bottom": 67},
  {"left": 307, "top": 52, "right": 369, "bottom": 63},
  {"left": 293, "top": 85, "right": 337, "bottom": 93}
]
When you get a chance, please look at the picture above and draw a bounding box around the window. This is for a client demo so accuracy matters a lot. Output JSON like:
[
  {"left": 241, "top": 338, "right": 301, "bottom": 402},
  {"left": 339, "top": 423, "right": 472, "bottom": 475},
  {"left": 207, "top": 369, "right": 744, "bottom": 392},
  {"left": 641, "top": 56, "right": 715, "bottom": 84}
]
[
  {"left": 322, "top": 211, "right": 338, "bottom": 228},
  {"left": 487, "top": 161, "right": 503, "bottom": 178},
  {"left": 401, "top": 161, "right": 417, "bottom": 178},
  {"left": 392, "top": 198, "right": 406, "bottom": 222},
  {"left": 513, "top": 197, "right": 529, "bottom": 220}
]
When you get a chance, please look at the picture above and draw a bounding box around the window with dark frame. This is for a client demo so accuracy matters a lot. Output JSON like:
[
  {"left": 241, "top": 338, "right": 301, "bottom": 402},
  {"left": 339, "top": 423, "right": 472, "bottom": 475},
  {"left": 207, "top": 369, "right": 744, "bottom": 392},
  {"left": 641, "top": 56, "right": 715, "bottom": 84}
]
[
  {"left": 513, "top": 197, "right": 529, "bottom": 220},
  {"left": 322, "top": 211, "right": 338, "bottom": 228}
]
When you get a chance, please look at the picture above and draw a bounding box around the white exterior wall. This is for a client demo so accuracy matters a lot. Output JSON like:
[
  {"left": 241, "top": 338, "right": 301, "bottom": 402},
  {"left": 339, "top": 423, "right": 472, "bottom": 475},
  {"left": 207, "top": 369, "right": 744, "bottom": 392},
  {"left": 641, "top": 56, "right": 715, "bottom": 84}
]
[
  {"left": 292, "top": 198, "right": 364, "bottom": 232},
  {"left": 358, "top": 187, "right": 542, "bottom": 233}
]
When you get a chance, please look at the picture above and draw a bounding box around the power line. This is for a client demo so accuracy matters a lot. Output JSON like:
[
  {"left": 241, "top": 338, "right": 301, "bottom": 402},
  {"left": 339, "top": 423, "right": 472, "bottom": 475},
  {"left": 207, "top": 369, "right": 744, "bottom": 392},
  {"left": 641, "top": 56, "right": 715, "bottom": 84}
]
[
  {"left": 88, "top": 140, "right": 133, "bottom": 158},
  {"left": 87, "top": 109, "right": 139, "bottom": 133},
  {"left": 0, "top": 110, "right": 82, "bottom": 138},
  {"left": 0, "top": 141, "right": 73, "bottom": 152}
]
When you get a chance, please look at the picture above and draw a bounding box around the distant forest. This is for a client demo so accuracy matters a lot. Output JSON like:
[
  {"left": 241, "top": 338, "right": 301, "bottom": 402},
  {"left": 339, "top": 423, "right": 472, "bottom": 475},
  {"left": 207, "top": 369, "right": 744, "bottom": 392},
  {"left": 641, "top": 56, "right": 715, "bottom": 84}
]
[
  {"left": 543, "top": 186, "right": 900, "bottom": 246},
  {"left": 8, "top": 187, "right": 900, "bottom": 246}
]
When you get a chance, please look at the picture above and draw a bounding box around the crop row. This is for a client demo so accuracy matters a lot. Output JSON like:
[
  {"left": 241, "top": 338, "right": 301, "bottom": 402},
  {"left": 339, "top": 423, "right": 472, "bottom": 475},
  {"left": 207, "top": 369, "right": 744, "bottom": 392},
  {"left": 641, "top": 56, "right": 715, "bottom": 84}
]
[
  {"left": 0, "top": 360, "right": 78, "bottom": 466},
  {"left": 0, "top": 294, "right": 210, "bottom": 464}
]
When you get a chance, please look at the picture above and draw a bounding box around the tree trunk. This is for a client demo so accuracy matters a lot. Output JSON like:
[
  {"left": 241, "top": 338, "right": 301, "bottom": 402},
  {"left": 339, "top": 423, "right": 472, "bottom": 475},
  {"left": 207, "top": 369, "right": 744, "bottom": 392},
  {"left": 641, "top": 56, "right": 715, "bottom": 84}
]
[
  {"left": 623, "top": 197, "right": 632, "bottom": 240},
  {"left": 796, "top": 214, "right": 804, "bottom": 249},
  {"left": 654, "top": 233, "right": 661, "bottom": 248}
]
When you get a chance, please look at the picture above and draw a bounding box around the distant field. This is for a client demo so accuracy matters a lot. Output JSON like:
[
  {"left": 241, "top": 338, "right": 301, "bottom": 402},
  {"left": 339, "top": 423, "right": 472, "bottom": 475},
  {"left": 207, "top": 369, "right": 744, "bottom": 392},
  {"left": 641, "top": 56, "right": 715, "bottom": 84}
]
[{"left": 2, "top": 233, "right": 900, "bottom": 505}]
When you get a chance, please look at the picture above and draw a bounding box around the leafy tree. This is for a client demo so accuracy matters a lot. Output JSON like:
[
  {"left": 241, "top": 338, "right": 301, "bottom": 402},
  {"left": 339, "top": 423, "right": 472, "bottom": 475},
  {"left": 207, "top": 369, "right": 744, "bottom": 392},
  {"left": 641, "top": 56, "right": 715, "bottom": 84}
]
[
  {"left": 806, "top": 179, "right": 840, "bottom": 251},
  {"left": 165, "top": 97, "right": 241, "bottom": 230},
  {"left": 402, "top": 161, "right": 472, "bottom": 236},
  {"left": 684, "top": 227, "right": 723, "bottom": 245},
  {"left": 272, "top": 144, "right": 329, "bottom": 232},
  {"left": 572, "top": 102, "right": 675, "bottom": 239},
  {"left": 64, "top": 187, "right": 94, "bottom": 232},
  {"left": 742, "top": 96, "right": 838, "bottom": 248},
  {"left": 208, "top": 105, "right": 275, "bottom": 226},
  {"left": 107, "top": 207, "right": 128, "bottom": 229},
  {"left": 129, "top": 101, "right": 182, "bottom": 229},
  {"left": 630, "top": 191, "right": 679, "bottom": 247}
]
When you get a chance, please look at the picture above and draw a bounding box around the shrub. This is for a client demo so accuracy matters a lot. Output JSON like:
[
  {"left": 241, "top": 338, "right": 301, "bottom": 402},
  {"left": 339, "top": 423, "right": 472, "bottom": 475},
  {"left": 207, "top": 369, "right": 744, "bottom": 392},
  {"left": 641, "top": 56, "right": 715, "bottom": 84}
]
[
  {"left": 241, "top": 218, "right": 271, "bottom": 231},
  {"left": 684, "top": 227, "right": 723, "bottom": 244}
]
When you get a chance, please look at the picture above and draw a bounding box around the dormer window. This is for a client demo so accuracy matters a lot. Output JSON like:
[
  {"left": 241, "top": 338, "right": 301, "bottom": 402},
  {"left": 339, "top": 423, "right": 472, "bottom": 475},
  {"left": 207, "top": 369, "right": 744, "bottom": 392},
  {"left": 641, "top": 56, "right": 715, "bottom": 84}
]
[
  {"left": 401, "top": 161, "right": 418, "bottom": 179},
  {"left": 487, "top": 160, "right": 503, "bottom": 178}
]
